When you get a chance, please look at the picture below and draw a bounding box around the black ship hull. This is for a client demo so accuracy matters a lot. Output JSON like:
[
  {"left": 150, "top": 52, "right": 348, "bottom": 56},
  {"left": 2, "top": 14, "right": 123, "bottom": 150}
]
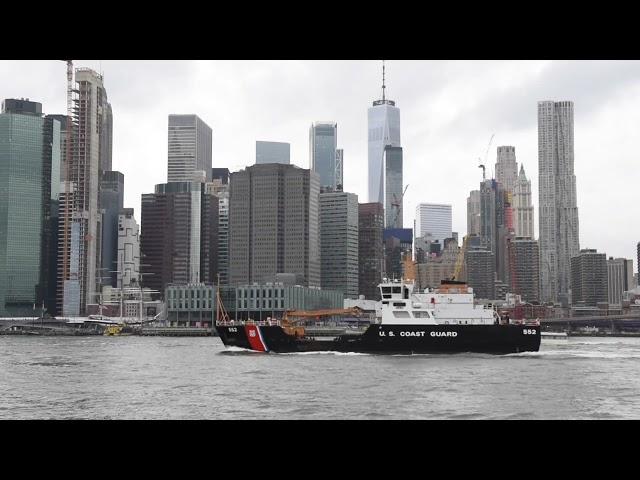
[{"left": 216, "top": 323, "right": 541, "bottom": 354}]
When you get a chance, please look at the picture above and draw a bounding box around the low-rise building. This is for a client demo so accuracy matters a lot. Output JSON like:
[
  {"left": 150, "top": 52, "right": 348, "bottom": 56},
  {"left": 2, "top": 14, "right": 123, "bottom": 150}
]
[
  {"left": 165, "top": 283, "right": 215, "bottom": 327},
  {"left": 232, "top": 283, "right": 342, "bottom": 321}
]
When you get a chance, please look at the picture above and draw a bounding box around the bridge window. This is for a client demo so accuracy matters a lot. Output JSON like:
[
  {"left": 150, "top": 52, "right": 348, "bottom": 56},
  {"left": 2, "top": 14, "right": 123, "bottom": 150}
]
[
  {"left": 392, "top": 287, "right": 401, "bottom": 294},
  {"left": 393, "top": 311, "right": 410, "bottom": 318},
  {"left": 393, "top": 302, "right": 406, "bottom": 307}
]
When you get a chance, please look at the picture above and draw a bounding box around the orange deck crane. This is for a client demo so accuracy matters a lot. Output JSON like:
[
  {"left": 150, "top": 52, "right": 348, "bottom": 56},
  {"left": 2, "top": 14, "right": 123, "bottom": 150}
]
[
  {"left": 282, "top": 307, "right": 364, "bottom": 337},
  {"left": 284, "top": 307, "right": 363, "bottom": 323}
]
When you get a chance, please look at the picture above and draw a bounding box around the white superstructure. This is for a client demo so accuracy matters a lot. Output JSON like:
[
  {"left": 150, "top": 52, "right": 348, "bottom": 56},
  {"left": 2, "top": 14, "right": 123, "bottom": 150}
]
[{"left": 378, "top": 280, "right": 498, "bottom": 326}]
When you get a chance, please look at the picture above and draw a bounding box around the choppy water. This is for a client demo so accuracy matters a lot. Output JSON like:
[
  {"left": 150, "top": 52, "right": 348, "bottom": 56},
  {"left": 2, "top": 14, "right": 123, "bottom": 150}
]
[{"left": 1, "top": 335, "right": 639, "bottom": 419}]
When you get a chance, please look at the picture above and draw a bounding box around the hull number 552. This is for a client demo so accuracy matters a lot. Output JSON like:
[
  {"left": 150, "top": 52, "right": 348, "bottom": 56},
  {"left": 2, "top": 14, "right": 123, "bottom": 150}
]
[{"left": 523, "top": 329, "right": 537, "bottom": 335}]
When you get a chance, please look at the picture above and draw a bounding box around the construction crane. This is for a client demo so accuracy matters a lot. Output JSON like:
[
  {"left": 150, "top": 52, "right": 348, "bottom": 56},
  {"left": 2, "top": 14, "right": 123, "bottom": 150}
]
[
  {"left": 391, "top": 184, "right": 409, "bottom": 227},
  {"left": 477, "top": 133, "right": 494, "bottom": 182},
  {"left": 452, "top": 235, "right": 469, "bottom": 281},
  {"left": 484, "top": 133, "right": 495, "bottom": 164}
]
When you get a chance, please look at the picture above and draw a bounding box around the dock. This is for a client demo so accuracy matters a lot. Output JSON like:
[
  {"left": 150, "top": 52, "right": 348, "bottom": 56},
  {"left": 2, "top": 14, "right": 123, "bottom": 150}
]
[{"left": 137, "top": 327, "right": 217, "bottom": 337}]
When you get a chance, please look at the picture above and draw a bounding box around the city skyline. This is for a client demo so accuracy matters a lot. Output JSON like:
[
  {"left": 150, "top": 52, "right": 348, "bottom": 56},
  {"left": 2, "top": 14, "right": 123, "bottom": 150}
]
[{"left": 1, "top": 60, "right": 638, "bottom": 263}]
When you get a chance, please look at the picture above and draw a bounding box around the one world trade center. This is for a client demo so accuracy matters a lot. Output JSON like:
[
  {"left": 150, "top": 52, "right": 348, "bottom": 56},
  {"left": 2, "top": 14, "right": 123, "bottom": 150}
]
[{"left": 367, "top": 61, "right": 401, "bottom": 215}]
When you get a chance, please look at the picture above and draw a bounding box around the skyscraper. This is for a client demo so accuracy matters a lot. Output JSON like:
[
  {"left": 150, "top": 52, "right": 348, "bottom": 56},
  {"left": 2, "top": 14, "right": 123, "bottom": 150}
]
[
  {"left": 141, "top": 181, "right": 218, "bottom": 296},
  {"left": 478, "top": 178, "right": 511, "bottom": 285},
  {"left": 415, "top": 204, "right": 452, "bottom": 247},
  {"left": 358, "top": 202, "right": 384, "bottom": 300},
  {"left": 211, "top": 168, "right": 229, "bottom": 184},
  {"left": 206, "top": 179, "right": 229, "bottom": 285},
  {"left": 319, "top": 191, "right": 359, "bottom": 299},
  {"left": 100, "top": 171, "right": 124, "bottom": 287},
  {"left": 467, "top": 190, "right": 481, "bottom": 237},
  {"left": 508, "top": 238, "right": 540, "bottom": 304},
  {"left": 0, "top": 99, "right": 60, "bottom": 316},
  {"left": 383, "top": 228, "right": 412, "bottom": 280},
  {"left": 625, "top": 259, "right": 635, "bottom": 293},
  {"left": 228, "top": 163, "right": 320, "bottom": 287},
  {"left": 495, "top": 146, "right": 518, "bottom": 194},
  {"left": 512, "top": 165, "right": 534, "bottom": 239},
  {"left": 58, "top": 69, "right": 110, "bottom": 315},
  {"left": 607, "top": 257, "right": 634, "bottom": 307},
  {"left": 167, "top": 114, "right": 212, "bottom": 182},
  {"left": 309, "top": 122, "right": 337, "bottom": 191},
  {"left": 465, "top": 247, "right": 495, "bottom": 300},
  {"left": 117, "top": 208, "right": 140, "bottom": 288},
  {"left": 383, "top": 145, "right": 403, "bottom": 228},
  {"left": 538, "top": 100, "right": 580, "bottom": 304},
  {"left": 256, "top": 141, "right": 290, "bottom": 165},
  {"left": 607, "top": 257, "right": 625, "bottom": 307},
  {"left": 43, "top": 114, "right": 61, "bottom": 315},
  {"left": 335, "top": 149, "right": 344, "bottom": 191},
  {"left": 571, "top": 249, "right": 607, "bottom": 307},
  {"left": 479, "top": 179, "right": 496, "bottom": 258},
  {"left": 368, "top": 62, "right": 401, "bottom": 204},
  {"left": 100, "top": 103, "right": 113, "bottom": 173}
]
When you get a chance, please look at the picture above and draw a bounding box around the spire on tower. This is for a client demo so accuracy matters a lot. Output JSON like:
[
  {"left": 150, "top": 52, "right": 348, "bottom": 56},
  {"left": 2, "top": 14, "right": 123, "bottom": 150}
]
[
  {"left": 382, "top": 59, "right": 386, "bottom": 102},
  {"left": 373, "top": 60, "right": 395, "bottom": 106}
]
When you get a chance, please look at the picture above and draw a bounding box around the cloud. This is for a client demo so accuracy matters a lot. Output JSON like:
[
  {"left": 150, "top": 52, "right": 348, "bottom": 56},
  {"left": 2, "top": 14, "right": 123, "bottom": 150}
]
[{"left": 0, "top": 60, "right": 637, "bottom": 264}]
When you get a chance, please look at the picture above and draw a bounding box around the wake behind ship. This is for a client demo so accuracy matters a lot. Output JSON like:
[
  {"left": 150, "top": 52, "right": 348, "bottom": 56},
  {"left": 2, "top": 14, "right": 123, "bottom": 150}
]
[{"left": 216, "top": 280, "right": 541, "bottom": 354}]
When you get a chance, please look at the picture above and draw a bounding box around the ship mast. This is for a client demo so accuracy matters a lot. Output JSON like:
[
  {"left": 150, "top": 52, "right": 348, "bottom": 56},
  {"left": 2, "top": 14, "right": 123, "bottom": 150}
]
[{"left": 216, "top": 274, "right": 229, "bottom": 324}]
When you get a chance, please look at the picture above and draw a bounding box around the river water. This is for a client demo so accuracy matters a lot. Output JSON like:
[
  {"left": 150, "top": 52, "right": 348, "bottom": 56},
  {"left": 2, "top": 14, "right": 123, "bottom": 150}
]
[{"left": 1, "top": 335, "right": 639, "bottom": 419}]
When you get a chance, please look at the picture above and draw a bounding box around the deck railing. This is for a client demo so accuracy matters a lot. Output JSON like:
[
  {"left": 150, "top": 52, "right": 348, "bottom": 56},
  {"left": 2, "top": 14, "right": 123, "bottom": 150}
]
[{"left": 216, "top": 319, "right": 282, "bottom": 327}]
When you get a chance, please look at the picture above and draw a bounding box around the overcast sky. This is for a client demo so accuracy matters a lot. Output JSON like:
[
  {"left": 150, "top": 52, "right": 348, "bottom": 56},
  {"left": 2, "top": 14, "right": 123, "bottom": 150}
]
[{"left": 2, "top": 60, "right": 638, "bottom": 264}]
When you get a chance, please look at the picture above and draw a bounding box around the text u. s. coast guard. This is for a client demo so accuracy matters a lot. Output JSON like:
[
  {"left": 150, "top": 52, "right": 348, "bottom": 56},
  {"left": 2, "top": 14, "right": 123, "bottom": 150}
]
[{"left": 379, "top": 331, "right": 458, "bottom": 337}]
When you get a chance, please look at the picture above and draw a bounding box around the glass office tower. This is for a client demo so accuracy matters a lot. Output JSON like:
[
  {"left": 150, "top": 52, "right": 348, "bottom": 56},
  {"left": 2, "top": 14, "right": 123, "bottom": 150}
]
[{"left": 0, "top": 99, "right": 60, "bottom": 316}]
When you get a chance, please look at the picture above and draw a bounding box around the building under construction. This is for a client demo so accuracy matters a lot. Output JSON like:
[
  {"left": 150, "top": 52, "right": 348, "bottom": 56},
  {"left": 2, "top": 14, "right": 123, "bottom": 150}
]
[{"left": 57, "top": 67, "right": 111, "bottom": 316}]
